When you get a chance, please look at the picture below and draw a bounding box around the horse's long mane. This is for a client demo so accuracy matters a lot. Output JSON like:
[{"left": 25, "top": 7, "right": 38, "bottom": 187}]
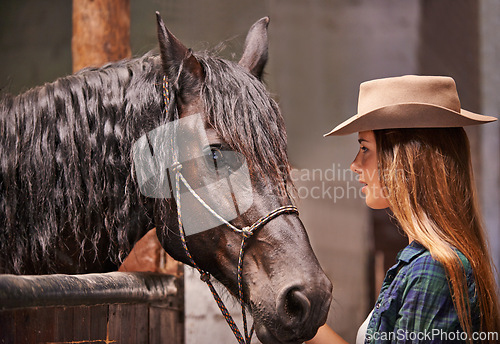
[
  {"left": 0, "top": 53, "right": 163, "bottom": 273},
  {"left": 0, "top": 49, "right": 291, "bottom": 274}
]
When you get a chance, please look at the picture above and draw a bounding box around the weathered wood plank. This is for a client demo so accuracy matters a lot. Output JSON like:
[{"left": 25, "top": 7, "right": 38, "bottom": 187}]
[
  {"left": 34, "top": 307, "right": 56, "bottom": 343},
  {"left": 54, "top": 307, "right": 74, "bottom": 342},
  {"left": 108, "top": 304, "right": 124, "bottom": 343},
  {"left": 149, "top": 305, "right": 184, "bottom": 344},
  {"left": 0, "top": 310, "right": 15, "bottom": 343},
  {"left": 89, "top": 305, "right": 109, "bottom": 341},
  {"left": 72, "top": 305, "right": 92, "bottom": 341},
  {"left": 134, "top": 303, "right": 150, "bottom": 344},
  {"left": 15, "top": 309, "right": 36, "bottom": 344}
]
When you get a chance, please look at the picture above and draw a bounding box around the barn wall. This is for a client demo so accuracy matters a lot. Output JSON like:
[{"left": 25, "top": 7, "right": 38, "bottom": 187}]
[{"left": 480, "top": 0, "right": 500, "bottom": 282}]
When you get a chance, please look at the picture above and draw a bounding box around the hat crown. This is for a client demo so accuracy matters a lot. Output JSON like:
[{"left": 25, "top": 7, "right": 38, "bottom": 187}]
[
  {"left": 358, "top": 75, "right": 461, "bottom": 115},
  {"left": 324, "top": 74, "right": 497, "bottom": 136}
]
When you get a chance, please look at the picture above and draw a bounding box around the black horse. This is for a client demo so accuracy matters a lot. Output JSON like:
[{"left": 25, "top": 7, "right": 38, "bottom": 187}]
[{"left": 0, "top": 14, "right": 332, "bottom": 343}]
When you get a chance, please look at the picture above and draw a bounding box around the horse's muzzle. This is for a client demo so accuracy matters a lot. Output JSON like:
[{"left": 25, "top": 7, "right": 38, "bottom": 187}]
[{"left": 254, "top": 274, "right": 333, "bottom": 344}]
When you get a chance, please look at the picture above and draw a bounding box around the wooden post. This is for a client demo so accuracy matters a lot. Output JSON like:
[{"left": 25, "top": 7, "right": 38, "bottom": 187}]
[{"left": 72, "top": 0, "right": 131, "bottom": 72}]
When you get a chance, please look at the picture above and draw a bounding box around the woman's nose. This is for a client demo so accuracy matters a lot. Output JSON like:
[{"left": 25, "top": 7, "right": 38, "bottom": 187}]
[{"left": 350, "top": 152, "right": 361, "bottom": 173}]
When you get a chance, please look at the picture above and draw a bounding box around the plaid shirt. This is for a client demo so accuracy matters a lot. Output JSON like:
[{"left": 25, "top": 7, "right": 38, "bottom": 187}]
[{"left": 364, "top": 241, "right": 479, "bottom": 343}]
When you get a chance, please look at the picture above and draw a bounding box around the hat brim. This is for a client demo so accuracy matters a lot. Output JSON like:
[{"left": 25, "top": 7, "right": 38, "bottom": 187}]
[{"left": 324, "top": 103, "right": 498, "bottom": 136}]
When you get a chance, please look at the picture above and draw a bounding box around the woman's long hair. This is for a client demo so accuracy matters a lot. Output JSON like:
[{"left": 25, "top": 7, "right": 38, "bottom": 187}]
[{"left": 374, "top": 127, "right": 499, "bottom": 341}]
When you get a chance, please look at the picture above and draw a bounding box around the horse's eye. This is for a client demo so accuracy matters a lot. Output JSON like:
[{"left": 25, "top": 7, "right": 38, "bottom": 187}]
[
  {"left": 203, "top": 145, "right": 243, "bottom": 173},
  {"left": 210, "top": 147, "right": 224, "bottom": 166}
]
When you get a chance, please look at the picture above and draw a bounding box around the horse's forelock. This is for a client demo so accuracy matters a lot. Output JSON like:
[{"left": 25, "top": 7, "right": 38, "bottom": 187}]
[{"left": 195, "top": 54, "right": 292, "bottom": 195}]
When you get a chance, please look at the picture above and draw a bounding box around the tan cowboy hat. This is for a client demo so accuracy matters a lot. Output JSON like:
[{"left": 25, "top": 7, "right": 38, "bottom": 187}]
[{"left": 324, "top": 75, "right": 498, "bottom": 136}]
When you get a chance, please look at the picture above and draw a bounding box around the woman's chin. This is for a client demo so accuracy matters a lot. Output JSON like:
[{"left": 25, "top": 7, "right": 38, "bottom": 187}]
[{"left": 365, "top": 195, "right": 390, "bottom": 210}]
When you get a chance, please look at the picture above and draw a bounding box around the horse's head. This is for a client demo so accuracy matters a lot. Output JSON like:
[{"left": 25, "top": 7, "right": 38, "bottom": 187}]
[{"left": 147, "top": 14, "right": 332, "bottom": 343}]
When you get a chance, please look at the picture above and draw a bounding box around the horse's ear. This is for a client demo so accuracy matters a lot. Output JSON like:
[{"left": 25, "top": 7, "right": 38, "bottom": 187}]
[
  {"left": 156, "top": 12, "right": 203, "bottom": 90},
  {"left": 238, "top": 17, "right": 269, "bottom": 80}
]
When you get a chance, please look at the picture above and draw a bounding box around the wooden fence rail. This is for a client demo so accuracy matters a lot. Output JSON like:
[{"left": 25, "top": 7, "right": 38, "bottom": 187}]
[{"left": 0, "top": 272, "right": 184, "bottom": 344}]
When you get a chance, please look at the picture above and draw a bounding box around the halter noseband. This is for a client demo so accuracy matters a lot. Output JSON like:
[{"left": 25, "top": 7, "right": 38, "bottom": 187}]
[{"left": 163, "top": 76, "right": 299, "bottom": 343}]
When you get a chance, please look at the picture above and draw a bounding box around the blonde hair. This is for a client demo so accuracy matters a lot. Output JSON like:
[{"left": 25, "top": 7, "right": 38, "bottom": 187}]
[{"left": 374, "top": 127, "right": 499, "bottom": 342}]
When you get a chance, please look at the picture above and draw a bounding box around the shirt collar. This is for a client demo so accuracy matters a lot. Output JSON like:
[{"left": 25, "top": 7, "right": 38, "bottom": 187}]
[{"left": 396, "top": 241, "right": 427, "bottom": 263}]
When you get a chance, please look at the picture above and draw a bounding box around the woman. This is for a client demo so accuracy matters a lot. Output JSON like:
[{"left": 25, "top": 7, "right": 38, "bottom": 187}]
[{"left": 308, "top": 75, "right": 500, "bottom": 343}]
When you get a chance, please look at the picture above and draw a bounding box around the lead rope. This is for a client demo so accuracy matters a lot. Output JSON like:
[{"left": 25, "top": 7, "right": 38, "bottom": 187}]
[{"left": 163, "top": 75, "right": 298, "bottom": 343}]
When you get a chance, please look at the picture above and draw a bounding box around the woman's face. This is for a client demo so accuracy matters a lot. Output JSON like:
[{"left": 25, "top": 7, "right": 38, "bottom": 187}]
[{"left": 350, "top": 130, "right": 390, "bottom": 210}]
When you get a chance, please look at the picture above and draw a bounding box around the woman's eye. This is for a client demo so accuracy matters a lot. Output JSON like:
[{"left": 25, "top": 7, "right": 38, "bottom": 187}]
[{"left": 360, "top": 146, "right": 368, "bottom": 153}]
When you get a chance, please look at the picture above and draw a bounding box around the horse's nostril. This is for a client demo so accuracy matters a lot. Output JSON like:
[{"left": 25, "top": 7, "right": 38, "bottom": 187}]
[
  {"left": 277, "top": 287, "right": 312, "bottom": 328},
  {"left": 288, "top": 289, "right": 312, "bottom": 322}
]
